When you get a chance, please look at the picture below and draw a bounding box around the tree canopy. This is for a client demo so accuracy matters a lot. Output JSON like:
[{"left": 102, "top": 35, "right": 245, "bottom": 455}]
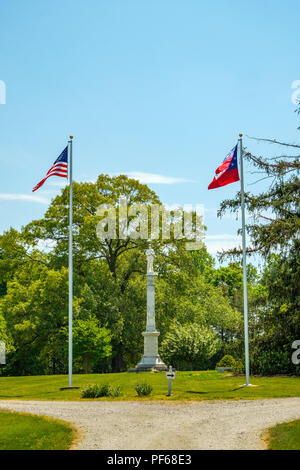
[
  {"left": 0, "top": 174, "right": 241, "bottom": 375},
  {"left": 216, "top": 113, "right": 300, "bottom": 375},
  {"left": 0, "top": 111, "right": 299, "bottom": 376}
]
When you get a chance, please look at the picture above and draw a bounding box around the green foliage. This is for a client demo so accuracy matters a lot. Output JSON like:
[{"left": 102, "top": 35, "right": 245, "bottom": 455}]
[
  {"left": 160, "top": 322, "right": 221, "bottom": 370},
  {"left": 155, "top": 256, "right": 242, "bottom": 350},
  {"left": 1, "top": 170, "right": 297, "bottom": 377},
  {"left": 251, "top": 349, "right": 300, "bottom": 376},
  {"left": 0, "top": 264, "right": 71, "bottom": 375},
  {"left": 190, "top": 247, "right": 215, "bottom": 274},
  {"left": 70, "top": 317, "right": 112, "bottom": 373},
  {"left": 232, "top": 360, "right": 245, "bottom": 375},
  {"left": 0, "top": 173, "right": 241, "bottom": 375},
  {"left": 216, "top": 355, "right": 236, "bottom": 368},
  {"left": 81, "top": 383, "right": 121, "bottom": 398},
  {"left": 216, "top": 122, "right": 300, "bottom": 375},
  {"left": 248, "top": 252, "right": 300, "bottom": 376},
  {"left": 135, "top": 382, "right": 153, "bottom": 396}
]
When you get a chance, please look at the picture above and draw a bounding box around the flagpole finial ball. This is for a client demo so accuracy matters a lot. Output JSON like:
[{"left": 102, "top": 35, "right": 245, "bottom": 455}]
[
  {"left": 69, "top": 135, "right": 73, "bottom": 139},
  {"left": 239, "top": 133, "right": 243, "bottom": 137}
]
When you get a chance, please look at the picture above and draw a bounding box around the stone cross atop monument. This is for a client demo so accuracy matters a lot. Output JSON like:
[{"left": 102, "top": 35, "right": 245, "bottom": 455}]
[{"left": 132, "top": 248, "right": 167, "bottom": 372}]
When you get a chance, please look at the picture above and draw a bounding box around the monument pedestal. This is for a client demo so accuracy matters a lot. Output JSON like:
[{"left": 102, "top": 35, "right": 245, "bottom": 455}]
[{"left": 134, "top": 330, "right": 167, "bottom": 372}]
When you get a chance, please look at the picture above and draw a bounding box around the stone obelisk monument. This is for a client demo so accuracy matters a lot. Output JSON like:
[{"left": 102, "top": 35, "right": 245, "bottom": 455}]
[{"left": 134, "top": 248, "right": 167, "bottom": 372}]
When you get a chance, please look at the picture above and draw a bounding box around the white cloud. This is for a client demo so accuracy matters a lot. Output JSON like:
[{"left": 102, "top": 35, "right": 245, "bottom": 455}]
[
  {"left": 47, "top": 173, "right": 194, "bottom": 186},
  {"left": 47, "top": 181, "right": 68, "bottom": 188},
  {"left": 204, "top": 233, "right": 241, "bottom": 254},
  {"left": 0, "top": 193, "right": 50, "bottom": 204},
  {"left": 205, "top": 234, "right": 240, "bottom": 241},
  {"left": 121, "top": 172, "right": 195, "bottom": 184},
  {"left": 36, "top": 239, "right": 57, "bottom": 251}
]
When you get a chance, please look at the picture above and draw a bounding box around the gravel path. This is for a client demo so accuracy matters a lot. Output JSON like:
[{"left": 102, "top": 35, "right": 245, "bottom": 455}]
[{"left": 0, "top": 398, "right": 300, "bottom": 450}]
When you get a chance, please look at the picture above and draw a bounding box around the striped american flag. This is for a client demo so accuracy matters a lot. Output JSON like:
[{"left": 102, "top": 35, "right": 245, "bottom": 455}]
[{"left": 32, "top": 146, "right": 68, "bottom": 192}]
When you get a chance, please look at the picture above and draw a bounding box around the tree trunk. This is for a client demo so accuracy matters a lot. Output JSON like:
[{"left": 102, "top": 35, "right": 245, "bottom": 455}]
[
  {"left": 83, "top": 356, "right": 91, "bottom": 374},
  {"left": 112, "top": 352, "right": 123, "bottom": 372},
  {"left": 52, "top": 356, "right": 56, "bottom": 375}
]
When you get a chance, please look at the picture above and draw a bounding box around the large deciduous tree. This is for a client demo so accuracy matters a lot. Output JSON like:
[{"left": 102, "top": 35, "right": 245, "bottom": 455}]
[{"left": 0, "top": 174, "right": 241, "bottom": 374}]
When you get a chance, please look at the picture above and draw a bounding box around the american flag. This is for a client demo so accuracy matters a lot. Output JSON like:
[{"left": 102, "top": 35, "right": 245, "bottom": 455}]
[{"left": 32, "top": 146, "right": 68, "bottom": 192}]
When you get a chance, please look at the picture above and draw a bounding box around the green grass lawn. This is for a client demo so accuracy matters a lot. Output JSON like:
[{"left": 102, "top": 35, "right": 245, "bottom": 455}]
[
  {"left": 0, "top": 371, "right": 299, "bottom": 401},
  {"left": 0, "top": 410, "right": 76, "bottom": 450},
  {"left": 267, "top": 419, "right": 300, "bottom": 450}
]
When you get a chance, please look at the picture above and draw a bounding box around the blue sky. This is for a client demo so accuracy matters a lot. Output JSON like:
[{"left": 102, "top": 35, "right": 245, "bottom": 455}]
[{"left": 0, "top": 0, "right": 299, "bottom": 258}]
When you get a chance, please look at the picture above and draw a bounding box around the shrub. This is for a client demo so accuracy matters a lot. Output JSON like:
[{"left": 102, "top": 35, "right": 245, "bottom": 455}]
[
  {"left": 81, "top": 384, "right": 100, "bottom": 398},
  {"left": 216, "top": 355, "right": 236, "bottom": 369},
  {"left": 81, "top": 383, "right": 121, "bottom": 398},
  {"left": 135, "top": 382, "right": 153, "bottom": 397},
  {"left": 232, "top": 360, "right": 245, "bottom": 375},
  {"left": 111, "top": 386, "right": 121, "bottom": 397},
  {"left": 160, "top": 321, "right": 221, "bottom": 371},
  {"left": 232, "top": 351, "right": 300, "bottom": 376},
  {"left": 251, "top": 350, "right": 297, "bottom": 376}
]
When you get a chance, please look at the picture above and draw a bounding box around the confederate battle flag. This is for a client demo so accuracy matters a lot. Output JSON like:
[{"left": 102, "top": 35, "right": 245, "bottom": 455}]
[{"left": 208, "top": 145, "right": 240, "bottom": 190}]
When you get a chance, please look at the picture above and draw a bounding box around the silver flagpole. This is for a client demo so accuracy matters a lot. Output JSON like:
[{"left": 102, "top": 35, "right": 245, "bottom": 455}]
[
  {"left": 68, "top": 136, "right": 73, "bottom": 388},
  {"left": 239, "top": 133, "right": 250, "bottom": 386}
]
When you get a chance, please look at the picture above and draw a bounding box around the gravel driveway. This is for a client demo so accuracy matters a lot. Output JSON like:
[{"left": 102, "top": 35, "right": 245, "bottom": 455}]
[{"left": 1, "top": 398, "right": 300, "bottom": 450}]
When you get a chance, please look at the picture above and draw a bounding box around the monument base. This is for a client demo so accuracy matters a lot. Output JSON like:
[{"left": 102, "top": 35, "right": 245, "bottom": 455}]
[
  {"left": 130, "top": 355, "right": 168, "bottom": 372},
  {"left": 129, "top": 329, "right": 168, "bottom": 372}
]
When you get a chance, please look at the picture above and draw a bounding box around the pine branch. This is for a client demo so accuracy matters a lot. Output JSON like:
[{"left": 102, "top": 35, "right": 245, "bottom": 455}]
[{"left": 246, "top": 135, "right": 300, "bottom": 149}]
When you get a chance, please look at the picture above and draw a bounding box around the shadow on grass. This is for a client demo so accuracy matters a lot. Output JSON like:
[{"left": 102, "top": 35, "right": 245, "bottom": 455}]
[
  {"left": 186, "top": 388, "right": 241, "bottom": 395},
  {"left": 0, "top": 395, "right": 24, "bottom": 399}
]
